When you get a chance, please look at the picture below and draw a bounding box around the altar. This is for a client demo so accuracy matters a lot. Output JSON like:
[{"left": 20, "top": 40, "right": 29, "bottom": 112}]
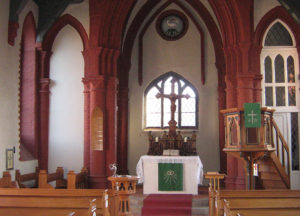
[{"left": 136, "top": 155, "right": 203, "bottom": 195}]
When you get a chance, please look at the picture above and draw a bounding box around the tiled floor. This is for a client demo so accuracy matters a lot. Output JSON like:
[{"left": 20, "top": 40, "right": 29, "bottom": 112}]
[{"left": 130, "top": 185, "right": 209, "bottom": 216}]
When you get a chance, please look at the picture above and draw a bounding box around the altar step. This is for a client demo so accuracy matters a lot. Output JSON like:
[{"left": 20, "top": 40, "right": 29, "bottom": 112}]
[
  {"left": 192, "top": 197, "right": 209, "bottom": 216},
  {"left": 130, "top": 195, "right": 209, "bottom": 216}
]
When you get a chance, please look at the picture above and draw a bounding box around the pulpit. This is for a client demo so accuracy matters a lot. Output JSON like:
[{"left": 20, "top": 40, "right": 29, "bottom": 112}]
[
  {"left": 221, "top": 106, "right": 276, "bottom": 189},
  {"left": 108, "top": 175, "right": 139, "bottom": 216}
]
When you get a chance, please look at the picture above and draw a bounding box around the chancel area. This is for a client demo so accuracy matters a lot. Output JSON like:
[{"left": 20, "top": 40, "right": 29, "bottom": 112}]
[{"left": 1, "top": 0, "right": 300, "bottom": 215}]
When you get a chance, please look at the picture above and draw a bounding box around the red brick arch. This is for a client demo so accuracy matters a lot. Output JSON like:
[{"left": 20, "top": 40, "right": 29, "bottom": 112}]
[{"left": 42, "top": 14, "right": 88, "bottom": 52}]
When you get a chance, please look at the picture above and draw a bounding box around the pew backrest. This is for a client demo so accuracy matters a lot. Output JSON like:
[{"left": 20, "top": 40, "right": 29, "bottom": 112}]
[
  {"left": 216, "top": 190, "right": 300, "bottom": 216},
  {"left": 68, "top": 167, "right": 88, "bottom": 189},
  {"left": 0, "top": 188, "right": 110, "bottom": 216},
  {"left": 38, "top": 167, "right": 67, "bottom": 188}
]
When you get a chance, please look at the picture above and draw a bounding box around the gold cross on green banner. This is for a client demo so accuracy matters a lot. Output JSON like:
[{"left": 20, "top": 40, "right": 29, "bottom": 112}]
[
  {"left": 158, "top": 163, "right": 183, "bottom": 191},
  {"left": 244, "top": 103, "right": 261, "bottom": 128}
]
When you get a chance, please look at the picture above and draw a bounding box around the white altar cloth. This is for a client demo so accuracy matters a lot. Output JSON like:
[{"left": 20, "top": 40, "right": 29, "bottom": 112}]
[{"left": 136, "top": 155, "right": 203, "bottom": 195}]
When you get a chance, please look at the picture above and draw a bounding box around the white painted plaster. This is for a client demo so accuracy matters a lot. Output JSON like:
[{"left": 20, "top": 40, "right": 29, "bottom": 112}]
[
  {"left": 0, "top": 0, "right": 38, "bottom": 179},
  {"left": 49, "top": 25, "right": 84, "bottom": 174},
  {"left": 254, "top": 0, "right": 280, "bottom": 30},
  {"left": 63, "top": 0, "right": 90, "bottom": 37}
]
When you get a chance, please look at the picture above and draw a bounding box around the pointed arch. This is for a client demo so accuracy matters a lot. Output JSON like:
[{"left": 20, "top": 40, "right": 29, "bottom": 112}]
[
  {"left": 263, "top": 20, "right": 294, "bottom": 46},
  {"left": 120, "top": 0, "right": 224, "bottom": 85},
  {"left": 254, "top": 6, "right": 300, "bottom": 48},
  {"left": 19, "top": 12, "right": 38, "bottom": 160},
  {"left": 144, "top": 71, "right": 198, "bottom": 129},
  {"left": 42, "top": 14, "right": 88, "bottom": 52},
  {"left": 137, "top": 0, "right": 206, "bottom": 85}
]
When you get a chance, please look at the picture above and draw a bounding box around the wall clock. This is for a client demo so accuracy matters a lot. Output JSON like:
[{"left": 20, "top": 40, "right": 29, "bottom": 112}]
[{"left": 156, "top": 10, "right": 188, "bottom": 41}]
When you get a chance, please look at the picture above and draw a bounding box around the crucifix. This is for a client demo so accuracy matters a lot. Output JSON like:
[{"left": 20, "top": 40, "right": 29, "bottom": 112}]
[{"left": 156, "top": 78, "right": 190, "bottom": 136}]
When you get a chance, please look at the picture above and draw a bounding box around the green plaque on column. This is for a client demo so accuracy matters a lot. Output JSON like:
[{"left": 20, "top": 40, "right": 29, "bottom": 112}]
[{"left": 244, "top": 103, "right": 261, "bottom": 128}]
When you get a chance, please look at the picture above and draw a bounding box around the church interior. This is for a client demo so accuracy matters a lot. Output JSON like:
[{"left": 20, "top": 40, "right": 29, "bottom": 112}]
[{"left": 0, "top": 0, "right": 300, "bottom": 215}]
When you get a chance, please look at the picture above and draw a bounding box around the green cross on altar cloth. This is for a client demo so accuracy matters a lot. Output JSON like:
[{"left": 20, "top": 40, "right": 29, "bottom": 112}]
[{"left": 158, "top": 163, "right": 183, "bottom": 191}]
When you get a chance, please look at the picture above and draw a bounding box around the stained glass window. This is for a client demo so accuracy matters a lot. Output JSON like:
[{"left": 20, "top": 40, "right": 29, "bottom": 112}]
[
  {"left": 264, "top": 56, "right": 272, "bottom": 83},
  {"left": 291, "top": 112, "right": 299, "bottom": 170},
  {"left": 264, "top": 22, "right": 293, "bottom": 46},
  {"left": 145, "top": 72, "right": 198, "bottom": 129},
  {"left": 275, "top": 55, "right": 285, "bottom": 83},
  {"left": 287, "top": 56, "right": 295, "bottom": 83},
  {"left": 262, "top": 23, "right": 297, "bottom": 108},
  {"left": 265, "top": 87, "right": 273, "bottom": 106},
  {"left": 262, "top": 20, "right": 300, "bottom": 174}
]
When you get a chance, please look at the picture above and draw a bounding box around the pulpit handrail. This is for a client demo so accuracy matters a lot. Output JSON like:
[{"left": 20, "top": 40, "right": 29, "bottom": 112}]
[{"left": 272, "top": 120, "right": 290, "bottom": 178}]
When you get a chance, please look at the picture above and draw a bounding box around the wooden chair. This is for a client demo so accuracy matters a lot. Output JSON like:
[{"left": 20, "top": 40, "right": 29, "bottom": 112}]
[
  {"left": 38, "top": 167, "right": 67, "bottom": 189},
  {"left": 15, "top": 167, "right": 39, "bottom": 188}
]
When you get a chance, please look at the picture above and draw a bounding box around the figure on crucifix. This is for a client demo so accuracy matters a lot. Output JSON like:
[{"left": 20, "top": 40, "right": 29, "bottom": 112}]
[
  {"left": 156, "top": 78, "right": 190, "bottom": 136},
  {"left": 147, "top": 77, "right": 197, "bottom": 156}
]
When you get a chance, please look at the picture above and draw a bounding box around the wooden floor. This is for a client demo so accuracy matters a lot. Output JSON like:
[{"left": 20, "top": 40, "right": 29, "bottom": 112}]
[{"left": 130, "top": 185, "right": 209, "bottom": 216}]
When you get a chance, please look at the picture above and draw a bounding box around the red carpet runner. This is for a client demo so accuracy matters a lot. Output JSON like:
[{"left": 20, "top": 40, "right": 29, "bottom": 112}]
[{"left": 141, "top": 194, "right": 193, "bottom": 216}]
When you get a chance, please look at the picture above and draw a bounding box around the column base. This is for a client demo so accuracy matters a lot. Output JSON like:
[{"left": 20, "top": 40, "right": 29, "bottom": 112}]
[{"left": 88, "top": 174, "right": 108, "bottom": 188}]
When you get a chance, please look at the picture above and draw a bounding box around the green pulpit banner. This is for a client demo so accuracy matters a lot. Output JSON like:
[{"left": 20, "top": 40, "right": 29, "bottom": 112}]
[
  {"left": 244, "top": 103, "right": 261, "bottom": 128},
  {"left": 158, "top": 163, "right": 183, "bottom": 191}
]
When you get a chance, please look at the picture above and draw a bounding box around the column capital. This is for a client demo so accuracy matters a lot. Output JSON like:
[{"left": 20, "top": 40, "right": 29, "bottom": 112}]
[
  {"left": 82, "top": 76, "right": 106, "bottom": 91},
  {"left": 39, "top": 78, "right": 51, "bottom": 92}
]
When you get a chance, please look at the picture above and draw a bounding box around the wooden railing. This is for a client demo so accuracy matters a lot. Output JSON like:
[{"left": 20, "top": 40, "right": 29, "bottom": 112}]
[
  {"left": 204, "top": 172, "right": 225, "bottom": 216},
  {"left": 15, "top": 167, "right": 39, "bottom": 188},
  {"left": 272, "top": 120, "right": 291, "bottom": 179}
]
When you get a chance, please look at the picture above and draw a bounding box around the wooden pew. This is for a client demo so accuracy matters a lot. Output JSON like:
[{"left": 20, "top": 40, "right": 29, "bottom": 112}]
[
  {"left": 0, "top": 172, "right": 18, "bottom": 188},
  {"left": 67, "top": 167, "right": 88, "bottom": 189},
  {"left": 205, "top": 172, "right": 300, "bottom": 216},
  {"left": 38, "top": 167, "right": 67, "bottom": 188},
  {"left": 15, "top": 167, "right": 39, "bottom": 188},
  {"left": 0, "top": 188, "right": 110, "bottom": 216},
  {"left": 220, "top": 190, "right": 300, "bottom": 216}
]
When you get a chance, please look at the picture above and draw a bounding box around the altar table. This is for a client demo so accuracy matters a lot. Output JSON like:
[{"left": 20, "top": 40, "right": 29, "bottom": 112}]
[{"left": 136, "top": 155, "right": 203, "bottom": 195}]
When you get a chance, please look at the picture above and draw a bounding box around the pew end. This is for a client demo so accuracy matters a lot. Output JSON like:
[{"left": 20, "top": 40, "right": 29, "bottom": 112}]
[
  {"left": 38, "top": 167, "right": 67, "bottom": 189},
  {"left": 0, "top": 172, "right": 18, "bottom": 188},
  {"left": 67, "top": 167, "right": 89, "bottom": 189}
]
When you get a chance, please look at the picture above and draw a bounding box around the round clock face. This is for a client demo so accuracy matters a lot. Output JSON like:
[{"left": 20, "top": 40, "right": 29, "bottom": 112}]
[{"left": 156, "top": 10, "right": 188, "bottom": 41}]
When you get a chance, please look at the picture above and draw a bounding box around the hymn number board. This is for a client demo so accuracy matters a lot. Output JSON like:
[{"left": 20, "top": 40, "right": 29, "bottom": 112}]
[{"left": 91, "top": 107, "right": 104, "bottom": 151}]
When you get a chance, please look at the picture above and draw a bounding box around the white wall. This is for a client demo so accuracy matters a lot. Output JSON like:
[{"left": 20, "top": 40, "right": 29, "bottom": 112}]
[
  {"left": 254, "top": 0, "right": 280, "bottom": 30},
  {"left": 0, "top": 0, "right": 38, "bottom": 179},
  {"left": 63, "top": 0, "right": 89, "bottom": 37},
  {"left": 49, "top": 25, "right": 84, "bottom": 174},
  {"left": 128, "top": 4, "right": 220, "bottom": 180}
]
